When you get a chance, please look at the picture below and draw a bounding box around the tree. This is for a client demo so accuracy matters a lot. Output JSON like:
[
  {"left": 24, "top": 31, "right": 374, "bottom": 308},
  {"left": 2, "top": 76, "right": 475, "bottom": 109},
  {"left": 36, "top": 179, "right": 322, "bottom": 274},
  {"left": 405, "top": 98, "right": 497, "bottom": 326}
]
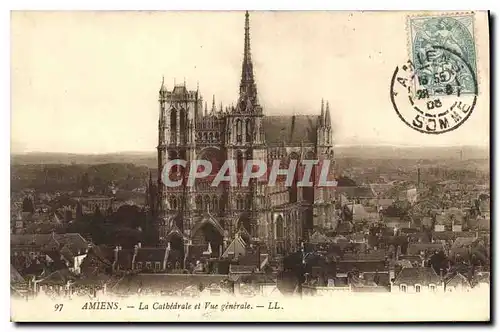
[
  {"left": 429, "top": 250, "right": 447, "bottom": 275},
  {"left": 80, "top": 172, "right": 90, "bottom": 193},
  {"left": 383, "top": 200, "right": 410, "bottom": 218},
  {"left": 478, "top": 193, "right": 489, "bottom": 201},
  {"left": 94, "top": 206, "right": 103, "bottom": 219},
  {"left": 111, "top": 205, "right": 145, "bottom": 229},
  {"left": 64, "top": 210, "right": 73, "bottom": 222},
  {"left": 22, "top": 197, "right": 35, "bottom": 213},
  {"left": 93, "top": 176, "right": 105, "bottom": 194},
  {"left": 91, "top": 206, "right": 104, "bottom": 228},
  {"left": 106, "top": 206, "right": 114, "bottom": 216},
  {"left": 341, "top": 204, "right": 353, "bottom": 221},
  {"left": 336, "top": 176, "right": 357, "bottom": 187}
]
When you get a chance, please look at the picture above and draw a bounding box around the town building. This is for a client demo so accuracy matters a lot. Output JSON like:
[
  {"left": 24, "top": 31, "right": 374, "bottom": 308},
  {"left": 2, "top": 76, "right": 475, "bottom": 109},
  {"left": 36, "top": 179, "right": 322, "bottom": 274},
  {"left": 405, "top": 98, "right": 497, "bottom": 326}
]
[
  {"left": 78, "top": 196, "right": 114, "bottom": 214},
  {"left": 445, "top": 273, "right": 472, "bottom": 292},
  {"left": 391, "top": 267, "right": 444, "bottom": 293},
  {"left": 11, "top": 233, "right": 90, "bottom": 275}
]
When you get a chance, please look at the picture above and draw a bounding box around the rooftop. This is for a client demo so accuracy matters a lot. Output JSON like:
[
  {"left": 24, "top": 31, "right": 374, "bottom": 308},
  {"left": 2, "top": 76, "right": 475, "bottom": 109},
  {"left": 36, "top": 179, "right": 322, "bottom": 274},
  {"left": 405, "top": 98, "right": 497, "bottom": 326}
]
[
  {"left": 393, "top": 267, "right": 442, "bottom": 286},
  {"left": 111, "top": 273, "right": 231, "bottom": 295},
  {"left": 262, "top": 115, "right": 318, "bottom": 145}
]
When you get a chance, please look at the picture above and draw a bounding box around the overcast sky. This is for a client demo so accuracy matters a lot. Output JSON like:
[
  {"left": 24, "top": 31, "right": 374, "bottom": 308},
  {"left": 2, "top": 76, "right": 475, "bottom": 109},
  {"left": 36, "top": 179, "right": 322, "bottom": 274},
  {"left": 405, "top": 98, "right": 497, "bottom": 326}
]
[{"left": 11, "top": 11, "right": 490, "bottom": 153}]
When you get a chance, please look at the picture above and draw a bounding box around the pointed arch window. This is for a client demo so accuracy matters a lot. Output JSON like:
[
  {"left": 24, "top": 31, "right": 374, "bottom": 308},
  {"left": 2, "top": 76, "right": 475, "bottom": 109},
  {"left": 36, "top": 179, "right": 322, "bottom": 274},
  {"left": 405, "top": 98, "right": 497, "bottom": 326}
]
[
  {"left": 179, "top": 109, "right": 187, "bottom": 144},
  {"left": 288, "top": 153, "right": 300, "bottom": 203},
  {"left": 210, "top": 196, "right": 217, "bottom": 213},
  {"left": 276, "top": 215, "right": 284, "bottom": 239},
  {"left": 169, "top": 150, "right": 179, "bottom": 174},
  {"left": 236, "top": 150, "right": 244, "bottom": 174},
  {"left": 236, "top": 197, "right": 245, "bottom": 210},
  {"left": 170, "top": 196, "right": 178, "bottom": 210},
  {"left": 179, "top": 149, "right": 187, "bottom": 160},
  {"left": 236, "top": 119, "right": 243, "bottom": 143},
  {"left": 245, "top": 119, "right": 252, "bottom": 143},
  {"left": 204, "top": 195, "right": 211, "bottom": 211},
  {"left": 170, "top": 109, "right": 177, "bottom": 143},
  {"left": 196, "top": 195, "right": 202, "bottom": 210}
]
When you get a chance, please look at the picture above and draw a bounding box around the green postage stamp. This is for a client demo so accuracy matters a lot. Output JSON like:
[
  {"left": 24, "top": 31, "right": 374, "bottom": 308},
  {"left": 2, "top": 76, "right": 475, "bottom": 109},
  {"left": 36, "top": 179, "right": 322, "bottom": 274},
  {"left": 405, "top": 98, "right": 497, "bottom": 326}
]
[{"left": 408, "top": 14, "right": 477, "bottom": 96}]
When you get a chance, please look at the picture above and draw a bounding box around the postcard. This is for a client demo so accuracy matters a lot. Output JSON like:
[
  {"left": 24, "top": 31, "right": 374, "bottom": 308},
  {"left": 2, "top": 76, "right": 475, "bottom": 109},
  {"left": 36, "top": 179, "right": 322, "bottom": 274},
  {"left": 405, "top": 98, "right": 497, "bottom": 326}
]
[{"left": 10, "top": 10, "right": 490, "bottom": 322}]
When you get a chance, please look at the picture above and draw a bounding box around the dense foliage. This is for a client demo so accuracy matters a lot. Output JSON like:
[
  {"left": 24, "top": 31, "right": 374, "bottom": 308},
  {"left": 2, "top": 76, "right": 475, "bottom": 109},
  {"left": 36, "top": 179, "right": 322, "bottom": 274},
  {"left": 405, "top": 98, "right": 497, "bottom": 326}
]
[{"left": 11, "top": 163, "right": 150, "bottom": 193}]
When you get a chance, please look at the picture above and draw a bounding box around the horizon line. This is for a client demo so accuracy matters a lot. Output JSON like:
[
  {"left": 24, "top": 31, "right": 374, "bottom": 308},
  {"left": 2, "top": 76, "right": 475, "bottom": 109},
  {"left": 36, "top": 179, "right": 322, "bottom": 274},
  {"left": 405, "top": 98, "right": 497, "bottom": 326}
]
[{"left": 10, "top": 143, "right": 490, "bottom": 155}]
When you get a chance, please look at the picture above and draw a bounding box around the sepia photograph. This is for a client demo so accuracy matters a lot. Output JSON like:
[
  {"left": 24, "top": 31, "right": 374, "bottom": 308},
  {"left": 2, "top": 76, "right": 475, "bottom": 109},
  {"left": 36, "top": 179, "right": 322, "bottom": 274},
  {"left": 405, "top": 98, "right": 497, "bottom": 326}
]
[{"left": 9, "top": 10, "right": 490, "bottom": 322}]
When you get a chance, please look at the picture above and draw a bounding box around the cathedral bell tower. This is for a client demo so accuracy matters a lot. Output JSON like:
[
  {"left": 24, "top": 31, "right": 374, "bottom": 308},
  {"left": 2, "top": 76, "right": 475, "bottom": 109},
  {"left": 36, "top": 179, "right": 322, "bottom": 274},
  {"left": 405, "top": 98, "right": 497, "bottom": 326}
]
[
  {"left": 312, "top": 99, "right": 335, "bottom": 231},
  {"left": 157, "top": 77, "right": 168, "bottom": 216},
  {"left": 157, "top": 77, "right": 202, "bottom": 242},
  {"left": 225, "top": 11, "right": 266, "bottom": 241}
]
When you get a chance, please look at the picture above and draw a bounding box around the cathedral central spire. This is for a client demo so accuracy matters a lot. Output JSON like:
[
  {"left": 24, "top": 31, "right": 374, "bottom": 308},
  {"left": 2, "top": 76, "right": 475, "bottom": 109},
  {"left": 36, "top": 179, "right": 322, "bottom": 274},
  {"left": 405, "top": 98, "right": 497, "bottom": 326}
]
[{"left": 239, "top": 11, "right": 258, "bottom": 108}]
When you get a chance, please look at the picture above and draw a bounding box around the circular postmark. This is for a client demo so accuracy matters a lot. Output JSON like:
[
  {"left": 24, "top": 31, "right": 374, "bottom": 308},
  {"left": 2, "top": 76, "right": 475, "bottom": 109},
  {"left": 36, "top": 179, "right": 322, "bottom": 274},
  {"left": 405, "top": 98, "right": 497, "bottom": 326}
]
[{"left": 390, "top": 46, "right": 477, "bottom": 134}]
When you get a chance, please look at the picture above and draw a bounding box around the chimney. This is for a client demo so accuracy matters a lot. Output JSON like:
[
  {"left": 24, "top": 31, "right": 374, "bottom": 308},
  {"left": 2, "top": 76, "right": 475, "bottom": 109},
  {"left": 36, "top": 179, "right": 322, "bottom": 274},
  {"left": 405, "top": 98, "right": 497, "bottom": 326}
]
[
  {"left": 417, "top": 167, "right": 421, "bottom": 188},
  {"left": 112, "top": 246, "right": 120, "bottom": 272},
  {"left": 389, "top": 262, "right": 395, "bottom": 282},
  {"left": 257, "top": 245, "right": 261, "bottom": 271},
  {"left": 163, "top": 243, "right": 170, "bottom": 271},
  {"left": 468, "top": 264, "right": 475, "bottom": 283},
  {"left": 132, "top": 245, "right": 139, "bottom": 270}
]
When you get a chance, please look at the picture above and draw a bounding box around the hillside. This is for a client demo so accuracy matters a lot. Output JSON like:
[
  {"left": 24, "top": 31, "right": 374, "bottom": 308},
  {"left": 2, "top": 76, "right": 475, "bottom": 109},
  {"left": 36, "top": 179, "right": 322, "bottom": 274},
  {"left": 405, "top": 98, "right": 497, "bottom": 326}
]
[
  {"left": 334, "top": 145, "right": 489, "bottom": 160},
  {"left": 11, "top": 145, "right": 489, "bottom": 166},
  {"left": 11, "top": 152, "right": 157, "bottom": 167}
]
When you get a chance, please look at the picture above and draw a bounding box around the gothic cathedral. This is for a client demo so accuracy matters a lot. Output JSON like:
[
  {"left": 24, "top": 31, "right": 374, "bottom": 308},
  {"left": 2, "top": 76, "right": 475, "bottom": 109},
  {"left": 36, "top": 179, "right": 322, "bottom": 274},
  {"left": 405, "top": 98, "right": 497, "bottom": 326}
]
[{"left": 152, "top": 11, "right": 335, "bottom": 260}]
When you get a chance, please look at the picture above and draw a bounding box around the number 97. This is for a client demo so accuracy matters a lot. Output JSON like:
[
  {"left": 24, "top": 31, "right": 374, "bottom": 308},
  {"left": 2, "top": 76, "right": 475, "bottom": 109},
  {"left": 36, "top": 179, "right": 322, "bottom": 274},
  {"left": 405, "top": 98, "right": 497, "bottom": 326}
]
[{"left": 54, "top": 304, "right": 64, "bottom": 312}]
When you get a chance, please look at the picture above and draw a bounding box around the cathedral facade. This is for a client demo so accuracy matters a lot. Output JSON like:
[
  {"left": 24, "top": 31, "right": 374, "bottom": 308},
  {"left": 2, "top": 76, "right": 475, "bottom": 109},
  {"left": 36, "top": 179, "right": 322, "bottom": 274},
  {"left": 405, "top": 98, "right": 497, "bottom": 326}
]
[{"left": 152, "top": 12, "right": 335, "bottom": 260}]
